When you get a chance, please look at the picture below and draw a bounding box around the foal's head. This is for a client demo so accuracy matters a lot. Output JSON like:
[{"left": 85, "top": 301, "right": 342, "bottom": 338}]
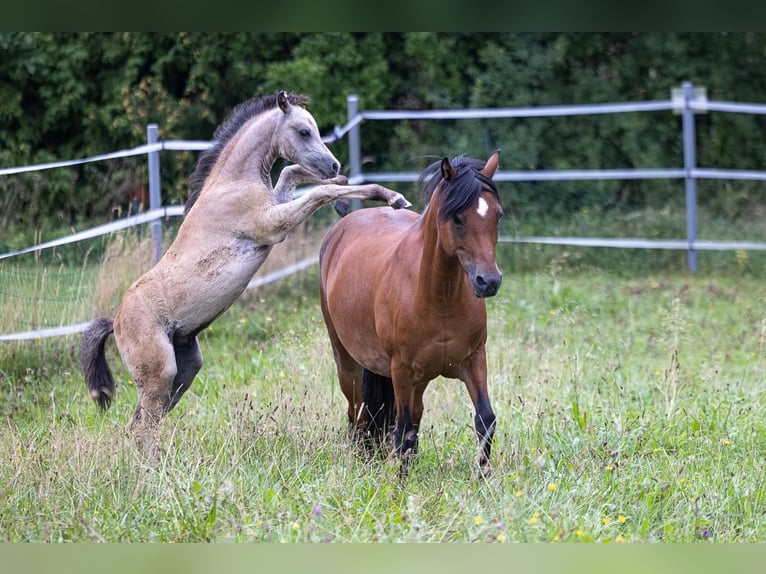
[
  {"left": 186, "top": 91, "right": 340, "bottom": 214},
  {"left": 422, "top": 151, "right": 503, "bottom": 298},
  {"left": 273, "top": 91, "right": 341, "bottom": 180}
]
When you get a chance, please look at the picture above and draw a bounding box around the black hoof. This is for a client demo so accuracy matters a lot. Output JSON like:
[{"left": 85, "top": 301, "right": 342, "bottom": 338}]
[
  {"left": 334, "top": 199, "right": 351, "bottom": 217},
  {"left": 391, "top": 197, "right": 411, "bottom": 210}
]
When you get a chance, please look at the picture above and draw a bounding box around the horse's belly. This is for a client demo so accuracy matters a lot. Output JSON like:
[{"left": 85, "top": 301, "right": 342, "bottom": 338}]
[{"left": 325, "top": 295, "right": 395, "bottom": 376}]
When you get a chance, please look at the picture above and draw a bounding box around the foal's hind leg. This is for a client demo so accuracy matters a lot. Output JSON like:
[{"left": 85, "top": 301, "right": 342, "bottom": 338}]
[
  {"left": 167, "top": 336, "right": 204, "bottom": 412},
  {"left": 116, "top": 318, "right": 178, "bottom": 458}
]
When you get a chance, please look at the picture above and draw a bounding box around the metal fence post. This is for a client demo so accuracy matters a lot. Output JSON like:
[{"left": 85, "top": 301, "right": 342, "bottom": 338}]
[
  {"left": 146, "top": 123, "right": 163, "bottom": 262},
  {"left": 347, "top": 94, "right": 362, "bottom": 211},
  {"left": 681, "top": 81, "right": 698, "bottom": 272}
]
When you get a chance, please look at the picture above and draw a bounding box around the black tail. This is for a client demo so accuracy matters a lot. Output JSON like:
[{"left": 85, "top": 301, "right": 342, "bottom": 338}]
[
  {"left": 79, "top": 316, "right": 117, "bottom": 411},
  {"left": 361, "top": 368, "right": 395, "bottom": 439}
]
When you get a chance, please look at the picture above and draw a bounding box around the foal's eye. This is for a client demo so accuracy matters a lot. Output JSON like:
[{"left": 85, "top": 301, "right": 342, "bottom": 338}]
[
  {"left": 452, "top": 213, "right": 465, "bottom": 227},
  {"left": 298, "top": 127, "right": 311, "bottom": 138}
]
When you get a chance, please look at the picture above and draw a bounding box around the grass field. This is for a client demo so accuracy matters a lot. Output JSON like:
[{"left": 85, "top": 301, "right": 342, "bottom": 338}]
[{"left": 2, "top": 239, "right": 765, "bottom": 542}]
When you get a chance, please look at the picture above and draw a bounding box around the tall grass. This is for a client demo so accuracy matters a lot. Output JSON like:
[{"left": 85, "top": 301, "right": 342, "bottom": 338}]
[{"left": 2, "top": 245, "right": 765, "bottom": 541}]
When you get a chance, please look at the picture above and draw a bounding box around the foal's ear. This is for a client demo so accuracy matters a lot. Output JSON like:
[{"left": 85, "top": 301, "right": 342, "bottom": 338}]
[
  {"left": 277, "top": 90, "right": 290, "bottom": 113},
  {"left": 480, "top": 149, "right": 501, "bottom": 179},
  {"left": 440, "top": 157, "right": 457, "bottom": 181}
]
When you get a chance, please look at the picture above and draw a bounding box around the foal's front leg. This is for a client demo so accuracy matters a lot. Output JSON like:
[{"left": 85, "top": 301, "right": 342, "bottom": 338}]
[
  {"left": 273, "top": 164, "right": 348, "bottom": 204},
  {"left": 257, "top": 183, "right": 410, "bottom": 244}
]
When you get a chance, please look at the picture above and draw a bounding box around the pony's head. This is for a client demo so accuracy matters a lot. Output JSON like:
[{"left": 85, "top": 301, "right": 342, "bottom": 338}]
[
  {"left": 422, "top": 150, "right": 503, "bottom": 298},
  {"left": 274, "top": 91, "right": 340, "bottom": 180}
]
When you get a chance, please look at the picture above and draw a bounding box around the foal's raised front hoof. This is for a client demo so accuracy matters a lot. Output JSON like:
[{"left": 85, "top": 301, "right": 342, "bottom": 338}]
[
  {"left": 389, "top": 195, "right": 412, "bottom": 210},
  {"left": 326, "top": 174, "right": 349, "bottom": 186},
  {"left": 334, "top": 199, "right": 351, "bottom": 217}
]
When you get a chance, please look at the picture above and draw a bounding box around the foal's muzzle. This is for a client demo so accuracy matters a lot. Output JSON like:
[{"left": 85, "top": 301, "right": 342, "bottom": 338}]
[
  {"left": 317, "top": 157, "right": 341, "bottom": 179},
  {"left": 305, "top": 152, "right": 341, "bottom": 180}
]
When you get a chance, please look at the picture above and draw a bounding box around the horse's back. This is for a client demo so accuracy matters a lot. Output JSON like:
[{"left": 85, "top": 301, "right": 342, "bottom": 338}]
[{"left": 320, "top": 207, "right": 417, "bottom": 276}]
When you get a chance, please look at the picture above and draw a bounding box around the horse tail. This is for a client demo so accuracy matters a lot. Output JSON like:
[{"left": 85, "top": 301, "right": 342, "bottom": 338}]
[
  {"left": 80, "top": 316, "right": 117, "bottom": 411},
  {"left": 361, "top": 368, "right": 396, "bottom": 438}
]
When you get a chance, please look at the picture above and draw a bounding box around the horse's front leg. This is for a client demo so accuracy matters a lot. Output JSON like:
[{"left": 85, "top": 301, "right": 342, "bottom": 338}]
[
  {"left": 389, "top": 364, "right": 422, "bottom": 477},
  {"left": 460, "top": 347, "right": 496, "bottom": 477}
]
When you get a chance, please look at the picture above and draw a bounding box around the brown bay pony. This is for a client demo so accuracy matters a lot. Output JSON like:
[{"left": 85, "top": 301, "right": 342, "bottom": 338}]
[
  {"left": 80, "top": 91, "right": 410, "bottom": 456},
  {"left": 319, "top": 151, "right": 503, "bottom": 475}
]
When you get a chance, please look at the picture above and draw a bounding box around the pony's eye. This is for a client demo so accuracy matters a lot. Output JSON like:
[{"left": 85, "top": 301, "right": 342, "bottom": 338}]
[
  {"left": 298, "top": 128, "right": 311, "bottom": 138},
  {"left": 452, "top": 213, "right": 465, "bottom": 227}
]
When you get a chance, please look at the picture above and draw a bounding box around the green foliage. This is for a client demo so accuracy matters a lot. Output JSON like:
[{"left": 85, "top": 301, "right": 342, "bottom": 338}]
[{"left": 3, "top": 33, "right": 766, "bottom": 246}]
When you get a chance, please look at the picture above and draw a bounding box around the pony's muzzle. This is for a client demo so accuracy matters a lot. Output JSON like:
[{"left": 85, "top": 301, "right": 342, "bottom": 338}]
[{"left": 472, "top": 272, "right": 502, "bottom": 298}]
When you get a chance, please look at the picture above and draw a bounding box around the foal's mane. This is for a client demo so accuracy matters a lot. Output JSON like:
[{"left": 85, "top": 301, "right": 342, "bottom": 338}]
[
  {"left": 419, "top": 155, "right": 499, "bottom": 221},
  {"left": 185, "top": 92, "right": 310, "bottom": 214}
]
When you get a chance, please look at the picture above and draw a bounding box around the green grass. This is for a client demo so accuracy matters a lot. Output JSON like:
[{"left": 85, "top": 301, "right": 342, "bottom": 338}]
[{"left": 2, "top": 260, "right": 766, "bottom": 542}]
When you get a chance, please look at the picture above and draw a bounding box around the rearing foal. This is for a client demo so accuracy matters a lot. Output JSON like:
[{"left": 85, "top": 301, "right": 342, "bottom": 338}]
[
  {"left": 80, "top": 91, "right": 409, "bottom": 456},
  {"left": 319, "top": 151, "right": 503, "bottom": 475}
]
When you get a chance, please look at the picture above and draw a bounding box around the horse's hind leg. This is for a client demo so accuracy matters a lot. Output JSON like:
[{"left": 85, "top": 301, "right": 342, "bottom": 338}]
[
  {"left": 361, "top": 369, "right": 395, "bottom": 445},
  {"left": 167, "top": 336, "right": 203, "bottom": 412},
  {"left": 332, "top": 347, "right": 365, "bottom": 436}
]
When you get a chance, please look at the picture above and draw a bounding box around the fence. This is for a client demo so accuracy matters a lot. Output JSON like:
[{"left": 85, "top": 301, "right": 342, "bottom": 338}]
[{"left": 2, "top": 81, "right": 766, "bottom": 341}]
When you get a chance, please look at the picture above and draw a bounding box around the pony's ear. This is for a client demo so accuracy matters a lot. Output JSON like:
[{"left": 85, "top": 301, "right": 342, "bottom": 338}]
[
  {"left": 440, "top": 157, "right": 457, "bottom": 181},
  {"left": 277, "top": 90, "right": 290, "bottom": 113},
  {"left": 480, "top": 149, "right": 500, "bottom": 178}
]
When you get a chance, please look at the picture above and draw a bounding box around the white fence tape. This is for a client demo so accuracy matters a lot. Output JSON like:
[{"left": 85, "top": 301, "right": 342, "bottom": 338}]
[
  {"left": 0, "top": 206, "right": 185, "bottom": 261},
  {"left": 0, "top": 140, "right": 214, "bottom": 177},
  {"left": 502, "top": 236, "right": 766, "bottom": 251},
  {"left": 0, "top": 255, "right": 320, "bottom": 342}
]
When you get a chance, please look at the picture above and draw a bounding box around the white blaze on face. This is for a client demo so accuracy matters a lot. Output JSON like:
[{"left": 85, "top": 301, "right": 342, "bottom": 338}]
[{"left": 476, "top": 196, "right": 489, "bottom": 218}]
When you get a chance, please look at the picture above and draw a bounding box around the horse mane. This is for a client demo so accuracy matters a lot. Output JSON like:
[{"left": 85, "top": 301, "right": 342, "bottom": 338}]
[
  {"left": 185, "top": 92, "right": 310, "bottom": 214},
  {"left": 419, "top": 155, "right": 499, "bottom": 221}
]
